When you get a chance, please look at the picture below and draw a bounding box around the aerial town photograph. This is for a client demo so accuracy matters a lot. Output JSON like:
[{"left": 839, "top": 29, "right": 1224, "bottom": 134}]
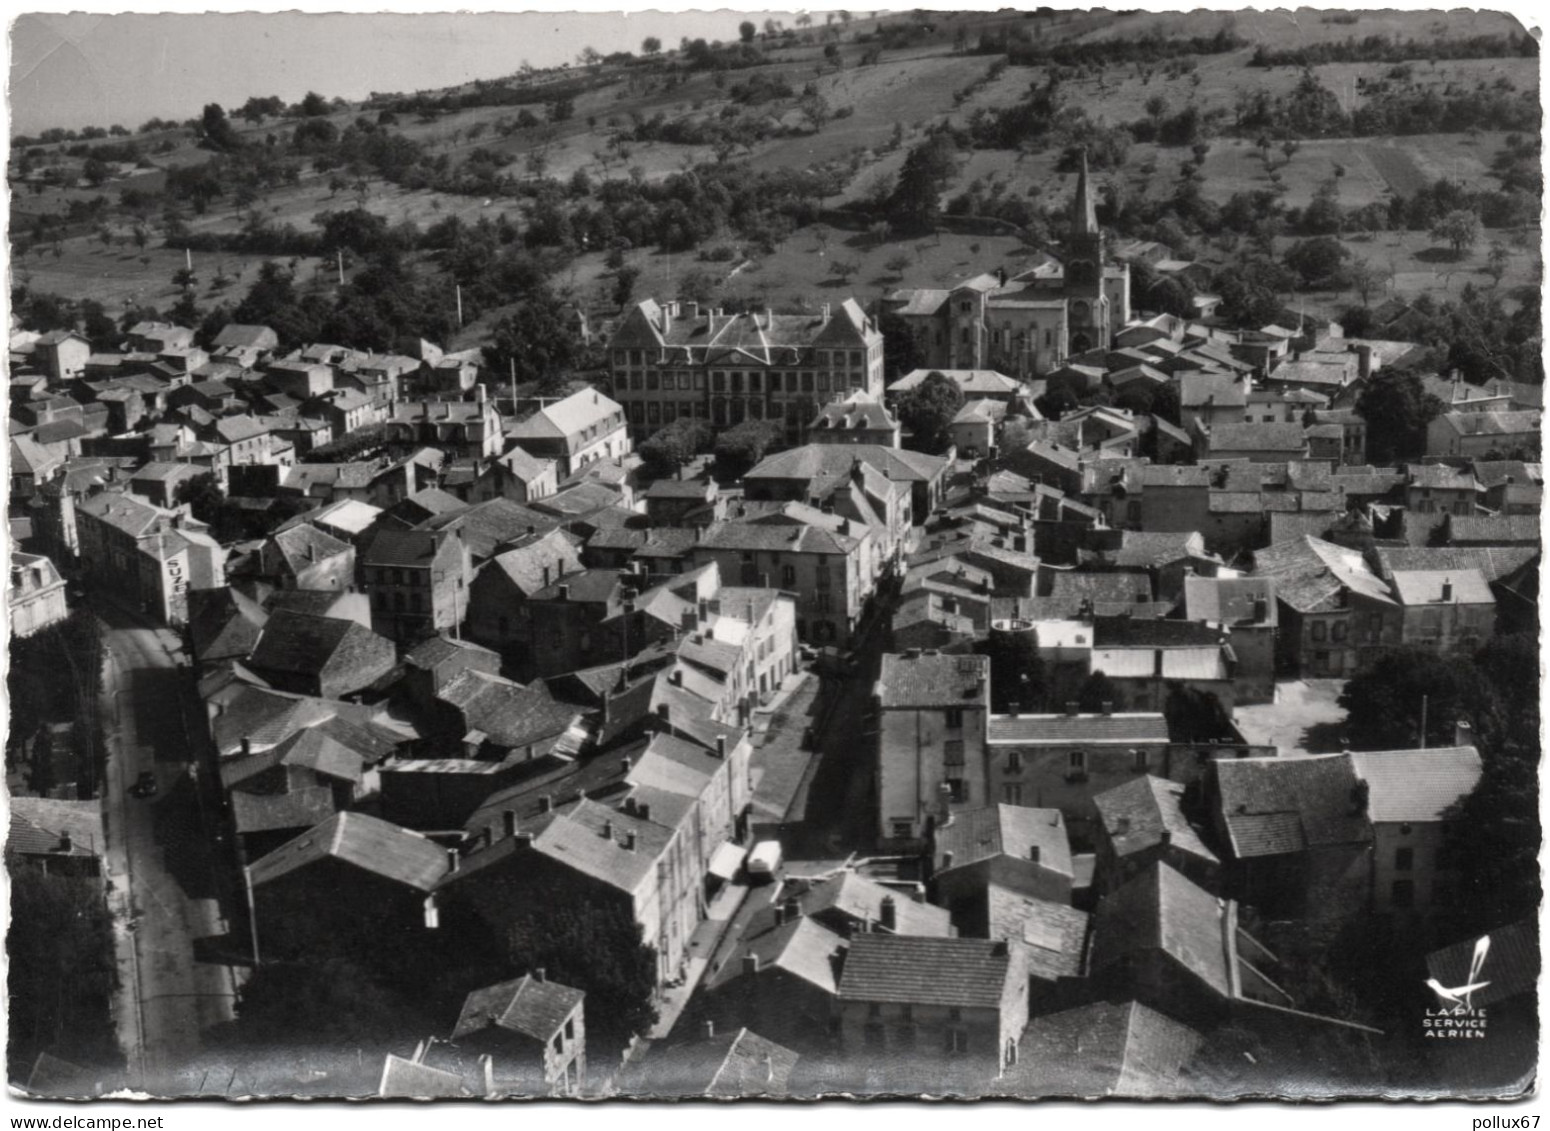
[{"left": 3, "top": 4, "right": 1540, "bottom": 1108}]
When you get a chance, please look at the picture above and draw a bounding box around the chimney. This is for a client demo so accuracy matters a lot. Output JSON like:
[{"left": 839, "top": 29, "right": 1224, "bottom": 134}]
[
  {"left": 558, "top": 583, "right": 570, "bottom": 601},
  {"left": 542, "top": 565, "right": 551, "bottom": 588},
  {"left": 716, "top": 735, "right": 727, "bottom": 759},
  {"left": 1029, "top": 844, "right": 1042, "bottom": 864},
  {"left": 1440, "top": 577, "right": 1453, "bottom": 602},
  {"left": 670, "top": 669, "right": 683, "bottom": 687},
  {"left": 743, "top": 953, "right": 761, "bottom": 975},
  {"left": 1008, "top": 702, "right": 1020, "bottom": 717},
  {"left": 539, "top": 795, "right": 553, "bottom": 814},
  {"left": 481, "top": 826, "right": 493, "bottom": 849},
  {"left": 704, "top": 1019, "right": 716, "bottom": 1039},
  {"left": 476, "top": 382, "right": 487, "bottom": 403},
  {"left": 1101, "top": 700, "right": 1113, "bottom": 716},
  {"left": 879, "top": 896, "right": 896, "bottom": 932},
  {"left": 502, "top": 810, "right": 517, "bottom": 837},
  {"left": 623, "top": 831, "right": 637, "bottom": 851},
  {"left": 446, "top": 847, "right": 460, "bottom": 873},
  {"left": 620, "top": 756, "right": 634, "bottom": 778},
  {"left": 1154, "top": 648, "right": 1165, "bottom": 677},
  {"left": 1455, "top": 718, "right": 1473, "bottom": 747},
  {"left": 601, "top": 818, "right": 614, "bottom": 840},
  {"left": 241, "top": 737, "right": 252, "bottom": 756},
  {"left": 58, "top": 833, "right": 72, "bottom": 854},
  {"left": 534, "top": 967, "right": 547, "bottom": 983},
  {"left": 1253, "top": 596, "right": 1269, "bottom": 623},
  {"left": 774, "top": 902, "right": 787, "bottom": 926},
  {"left": 941, "top": 849, "right": 955, "bottom": 870},
  {"left": 1065, "top": 700, "right": 1078, "bottom": 717},
  {"left": 1159, "top": 829, "right": 1172, "bottom": 847}
]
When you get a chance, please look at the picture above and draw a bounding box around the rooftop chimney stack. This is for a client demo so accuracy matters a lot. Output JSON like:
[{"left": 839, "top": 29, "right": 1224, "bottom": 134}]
[
  {"left": 1441, "top": 578, "right": 1453, "bottom": 602},
  {"left": 601, "top": 818, "right": 614, "bottom": 840},
  {"left": 534, "top": 967, "right": 546, "bottom": 983},
  {"left": 1065, "top": 700, "right": 1079, "bottom": 717},
  {"left": 1101, "top": 700, "right": 1113, "bottom": 716},
  {"left": 879, "top": 896, "right": 897, "bottom": 932},
  {"left": 446, "top": 847, "right": 460, "bottom": 873},
  {"left": 502, "top": 810, "right": 517, "bottom": 837}
]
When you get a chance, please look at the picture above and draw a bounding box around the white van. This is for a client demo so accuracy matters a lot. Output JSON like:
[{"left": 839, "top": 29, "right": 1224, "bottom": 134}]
[{"left": 745, "top": 840, "right": 783, "bottom": 883}]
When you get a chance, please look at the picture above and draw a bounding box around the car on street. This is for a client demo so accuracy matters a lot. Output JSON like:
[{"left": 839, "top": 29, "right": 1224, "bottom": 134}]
[{"left": 132, "top": 770, "right": 157, "bottom": 798}]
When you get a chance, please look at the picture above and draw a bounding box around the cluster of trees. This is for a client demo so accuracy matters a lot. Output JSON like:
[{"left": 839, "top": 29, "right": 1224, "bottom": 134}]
[
  {"left": 895, "top": 370, "right": 963, "bottom": 454},
  {"left": 5, "top": 613, "right": 106, "bottom": 801},
  {"left": 978, "top": 24, "right": 1246, "bottom": 67},
  {"left": 638, "top": 417, "right": 713, "bottom": 477},
  {"left": 1248, "top": 30, "right": 1538, "bottom": 68}
]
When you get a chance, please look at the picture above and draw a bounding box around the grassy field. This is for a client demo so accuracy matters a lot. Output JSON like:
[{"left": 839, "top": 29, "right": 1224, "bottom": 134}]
[
  {"left": 9, "top": 8, "right": 1540, "bottom": 331},
  {"left": 1079, "top": 8, "right": 1530, "bottom": 48}
]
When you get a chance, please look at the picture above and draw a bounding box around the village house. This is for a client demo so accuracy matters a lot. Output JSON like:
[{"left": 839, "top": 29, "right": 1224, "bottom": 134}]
[
  {"left": 507, "top": 388, "right": 631, "bottom": 477},
  {"left": 930, "top": 804, "right": 1076, "bottom": 932},
  {"left": 1252, "top": 535, "right": 1394, "bottom": 678},
  {"left": 1090, "top": 775, "right": 1220, "bottom": 896},
  {"left": 874, "top": 651, "right": 991, "bottom": 849},
  {"left": 834, "top": 933, "right": 1031, "bottom": 1085},
  {"left": 75, "top": 492, "right": 227, "bottom": 626},
  {"left": 8, "top": 552, "right": 70, "bottom": 638},
  {"left": 357, "top": 526, "right": 472, "bottom": 644},
  {"left": 245, "top": 608, "right": 398, "bottom": 700},
  {"left": 33, "top": 330, "right": 92, "bottom": 382},
  {"left": 449, "top": 973, "right": 587, "bottom": 1097},
  {"left": 256, "top": 522, "right": 355, "bottom": 591},
  {"left": 984, "top": 706, "right": 1172, "bottom": 845},
  {"left": 463, "top": 528, "right": 585, "bottom": 655},
  {"left": 385, "top": 391, "right": 505, "bottom": 459},
  {"left": 808, "top": 392, "right": 902, "bottom": 447}
]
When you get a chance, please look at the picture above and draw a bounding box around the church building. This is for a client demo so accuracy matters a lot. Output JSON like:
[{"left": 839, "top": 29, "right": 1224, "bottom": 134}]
[{"left": 884, "top": 152, "right": 1130, "bottom": 379}]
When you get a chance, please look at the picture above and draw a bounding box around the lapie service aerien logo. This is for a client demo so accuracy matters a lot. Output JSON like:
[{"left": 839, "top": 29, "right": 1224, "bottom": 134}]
[{"left": 1422, "top": 934, "right": 1490, "bottom": 1040}]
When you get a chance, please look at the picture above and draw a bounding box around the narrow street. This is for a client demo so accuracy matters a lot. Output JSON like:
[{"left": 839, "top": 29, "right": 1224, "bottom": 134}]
[{"left": 97, "top": 601, "right": 243, "bottom": 1094}]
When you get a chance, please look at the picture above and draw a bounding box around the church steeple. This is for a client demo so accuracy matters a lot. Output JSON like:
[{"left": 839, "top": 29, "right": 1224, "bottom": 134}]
[{"left": 1070, "top": 148, "right": 1098, "bottom": 237}]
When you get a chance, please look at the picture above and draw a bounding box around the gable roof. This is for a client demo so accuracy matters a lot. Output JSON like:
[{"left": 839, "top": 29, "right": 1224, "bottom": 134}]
[
  {"left": 626, "top": 1029, "right": 800, "bottom": 1098},
  {"left": 451, "top": 974, "right": 584, "bottom": 1043},
  {"left": 1350, "top": 746, "right": 1482, "bottom": 823},
  {"left": 877, "top": 651, "right": 988, "bottom": 709},
  {"left": 1090, "top": 862, "right": 1233, "bottom": 996},
  {"left": 509, "top": 388, "right": 622, "bottom": 440},
  {"left": 1005, "top": 1000, "right": 1205, "bottom": 1098},
  {"left": 838, "top": 934, "right": 1014, "bottom": 1009},
  {"left": 249, "top": 811, "right": 449, "bottom": 891},
  {"left": 1389, "top": 569, "right": 1494, "bottom": 607},
  {"left": 934, "top": 804, "right": 1073, "bottom": 878},
  {"left": 1093, "top": 775, "right": 1219, "bottom": 866},
  {"left": 988, "top": 712, "right": 1169, "bottom": 745},
  {"left": 1214, "top": 754, "right": 1371, "bottom": 858}
]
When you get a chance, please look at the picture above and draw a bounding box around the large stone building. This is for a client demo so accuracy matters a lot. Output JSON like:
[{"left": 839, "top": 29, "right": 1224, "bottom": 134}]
[
  {"left": 885, "top": 153, "right": 1129, "bottom": 378},
  {"left": 606, "top": 298, "right": 885, "bottom": 444}
]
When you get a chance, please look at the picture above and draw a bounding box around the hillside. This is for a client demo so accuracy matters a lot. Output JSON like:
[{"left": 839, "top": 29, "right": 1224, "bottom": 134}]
[{"left": 9, "top": 7, "right": 1541, "bottom": 353}]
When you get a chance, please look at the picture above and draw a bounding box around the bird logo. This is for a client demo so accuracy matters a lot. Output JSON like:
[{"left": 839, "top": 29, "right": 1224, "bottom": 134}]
[{"left": 1425, "top": 934, "right": 1491, "bottom": 1011}]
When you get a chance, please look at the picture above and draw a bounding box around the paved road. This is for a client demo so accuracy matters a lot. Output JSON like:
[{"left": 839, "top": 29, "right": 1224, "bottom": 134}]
[{"left": 97, "top": 603, "right": 241, "bottom": 1094}]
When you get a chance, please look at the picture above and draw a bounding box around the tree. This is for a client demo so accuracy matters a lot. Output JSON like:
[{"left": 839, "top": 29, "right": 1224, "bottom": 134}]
[
  {"left": 198, "top": 102, "right": 241, "bottom": 151},
  {"left": 612, "top": 264, "right": 641, "bottom": 310},
  {"left": 887, "top": 134, "right": 958, "bottom": 234},
  {"left": 739, "top": 20, "right": 757, "bottom": 43},
  {"left": 642, "top": 36, "right": 662, "bottom": 55},
  {"left": 977, "top": 628, "right": 1046, "bottom": 713},
  {"left": 1348, "top": 257, "right": 1380, "bottom": 306},
  {"left": 714, "top": 419, "right": 785, "bottom": 480},
  {"left": 487, "top": 290, "right": 581, "bottom": 394},
  {"left": 639, "top": 417, "right": 712, "bottom": 477},
  {"left": 1355, "top": 368, "right": 1445, "bottom": 465},
  {"left": 1337, "top": 648, "right": 1489, "bottom": 752},
  {"left": 1077, "top": 671, "right": 1120, "bottom": 714},
  {"left": 230, "top": 958, "right": 425, "bottom": 1054},
  {"left": 1284, "top": 236, "right": 1351, "bottom": 289},
  {"left": 895, "top": 370, "right": 963, "bottom": 455},
  {"left": 880, "top": 311, "right": 925, "bottom": 380},
  {"left": 1431, "top": 208, "right": 1482, "bottom": 259},
  {"left": 1485, "top": 241, "right": 1511, "bottom": 286},
  {"left": 298, "top": 91, "right": 330, "bottom": 117}
]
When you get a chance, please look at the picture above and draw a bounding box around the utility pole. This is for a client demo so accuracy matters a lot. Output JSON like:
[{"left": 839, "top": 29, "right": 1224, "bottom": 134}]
[
  {"left": 456, "top": 284, "right": 464, "bottom": 327},
  {"left": 1420, "top": 694, "right": 1429, "bottom": 749},
  {"left": 185, "top": 247, "right": 192, "bottom": 274},
  {"left": 337, "top": 249, "right": 345, "bottom": 287}
]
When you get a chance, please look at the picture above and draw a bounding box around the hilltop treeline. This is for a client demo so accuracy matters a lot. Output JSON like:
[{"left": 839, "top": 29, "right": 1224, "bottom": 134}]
[
  {"left": 1250, "top": 30, "right": 1538, "bottom": 68},
  {"left": 975, "top": 25, "right": 1246, "bottom": 67}
]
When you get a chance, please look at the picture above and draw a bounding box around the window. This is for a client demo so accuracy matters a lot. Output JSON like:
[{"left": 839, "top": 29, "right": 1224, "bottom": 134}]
[
  {"left": 565, "top": 1018, "right": 575, "bottom": 1041},
  {"left": 944, "top": 740, "right": 965, "bottom": 767},
  {"left": 1068, "top": 750, "right": 1086, "bottom": 771},
  {"left": 802, "top": 373, "right": 815, "bottom": 392},
  {"left": 730, "top": 372, "right": 744, "bottom": 393},
  {"left": 645, "top": 370, "right": 659, "bottom": 391},
  {"left": 815, "top": 593, "right": 832, "bottom": 613},
  {"left": 1006, "top": 750, "right": 1022, "bottom": 773},
  {"left": 867, "top": 1003, "right": 882, "bottom": 1019},
  {"left": 943, "top": 708, "right": 964, "bottom": 730},
  {"left": 891, "top": 820, "right": 913, "bottom": 840},
  {"left": 781, "top": 565, "right": 796, "bottom": 587},
  {"left": 1133, "top": 748, "right": 1148, "bottom": 771},
  {"left": 1395, "top": 846, "right": 1414, "bottom": 872},
  {"left": 769, "top": 373, "right": 783, "bottom": 392},
  {"left": 1311, "top": 620, "right": 1327, "bottom": 642},
  {"left": 1332, "top": 620, "right": 1348, "bottom": 642},
  {"left": 1002, "top": 783, "right": 1023, "bottom": 804},
  {"left": 945, "top": 778, "right": 967, "bottom": 803},
  {"left": 1391, "top": 879, "right": 1415, "bottom": 909},
  {"left": 712, "top": 372, "right": 726, "bottom": 392},
  {"left": 553, "top": 1034, "right": 564, "bottom": 1055},
  {"left": 850, "top": 350, "right": 863, "bottom": 367}
]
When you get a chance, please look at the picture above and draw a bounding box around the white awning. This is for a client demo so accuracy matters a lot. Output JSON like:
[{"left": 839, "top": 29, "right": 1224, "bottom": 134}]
[{"left": 708, "top": 841, "right": 746, "bottom": 882}]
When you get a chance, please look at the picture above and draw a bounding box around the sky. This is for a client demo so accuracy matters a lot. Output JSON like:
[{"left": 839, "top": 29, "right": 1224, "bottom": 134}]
[{"left": 9, "top": 9, "right": 806, "bottom": 135}]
